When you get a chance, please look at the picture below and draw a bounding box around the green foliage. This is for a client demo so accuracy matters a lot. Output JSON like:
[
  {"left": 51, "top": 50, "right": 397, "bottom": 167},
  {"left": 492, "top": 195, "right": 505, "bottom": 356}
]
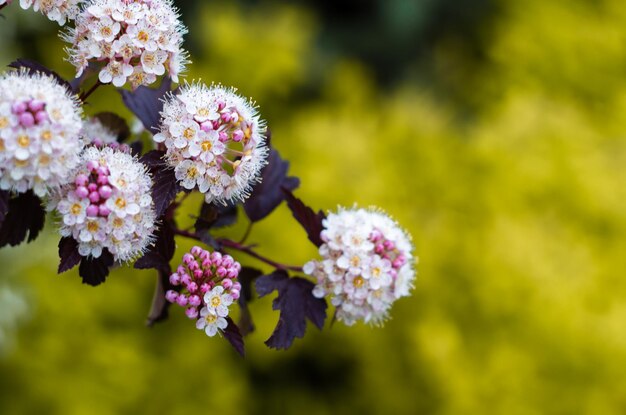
[{"left": 2, "top": 0, "right": 626, "bottom": 413}]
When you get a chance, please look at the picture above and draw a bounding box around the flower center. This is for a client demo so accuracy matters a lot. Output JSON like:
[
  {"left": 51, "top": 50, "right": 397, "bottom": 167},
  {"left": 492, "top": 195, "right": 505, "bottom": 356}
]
[
  {"left": 350, "top": 255, "right": 361, "bottom": 267},
  {"left": 183, "top": 127, "right": 195, "bottom": 140},
  {"left": 115, "top": 198, "right": 126, "bottom": 209},
  {"left": 205, "top": 314, "right": 217, "bottom": 324},
  {"left": 353, "top": 276, "right": 365, "bottom": 288},
  {"left": 39, "top": 155, "right": 50, "bottom": 166},
  {"left": 87, "top": 221, "right": 99, "bottom": 232},
  {"left": 187, "top": 167, "right": 198, "bottom": 178},
  {"left": 17, "top": 135, "right": 30, "bottom": 148},
  {"left": 372, "top": 267, "right": 381, "bottom": 278},
  {"left": 211, "top": 296, "right": 221, "bottom": 307},
  {"left": 71, "top": 203, "right": 82, "bottom": 215},
  {"left": 0, "top": 117, "right": 8, "bottom": 129},
  {"left": 101, "top": 26, "right": 112, "bottom": 37},
  {"left": 41, "top": 130, "right": 52, "bottom": 141},
  {"left": 201, "top": 141, "right": 212, "bottom": 152},
  {"left": 138, "top": 31, "right": 149, "bottom": 43},
  {"left": 113, "top": 218, "right": 124, "bottom": 228},
  {"left": 197, "top": 108, "right": 209, "bottom": 118}
]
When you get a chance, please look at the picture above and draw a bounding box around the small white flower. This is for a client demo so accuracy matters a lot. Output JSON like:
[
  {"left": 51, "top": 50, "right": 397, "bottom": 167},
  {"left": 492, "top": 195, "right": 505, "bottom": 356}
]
[
  {"left": 98, "top": 60, "right": 134, "bottom": 87},
  {"left": 19, "top": 0, "right": 84, "bottom": 25},
  {"left": 196, "top": 307, "right": 228, "bottom": 337},
  {"left": 203, "top": 285, "right": 234, "bottom": 317}
]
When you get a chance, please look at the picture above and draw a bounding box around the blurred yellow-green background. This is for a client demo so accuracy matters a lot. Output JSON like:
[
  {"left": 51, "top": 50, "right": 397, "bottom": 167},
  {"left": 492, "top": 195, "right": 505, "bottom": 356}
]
[{"left": 2, "top": 0, "right": 626, "bottom": 413}]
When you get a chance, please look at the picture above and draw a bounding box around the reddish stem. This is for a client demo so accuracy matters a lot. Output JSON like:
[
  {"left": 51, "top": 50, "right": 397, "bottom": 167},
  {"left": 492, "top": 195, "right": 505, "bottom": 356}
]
[
  {"left": 79, "top": 80, "right": 102, "bottom": 101},
  {"left": 173, "top": 228, "right": 303, "bottom": 272}
]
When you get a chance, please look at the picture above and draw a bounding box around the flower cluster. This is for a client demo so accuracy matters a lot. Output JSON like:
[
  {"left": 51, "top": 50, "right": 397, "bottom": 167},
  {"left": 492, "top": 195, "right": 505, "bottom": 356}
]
[
  {"left": 304, "top": 207, "right": 416, "bottom": 326},
  {"left": 81, "top": 117, "right": 130, "bottom": 152},
  {"left": 155, "top": 84, "right": 268, "bottom": 205},
  {"left": 166, "top": 246, "right": 242, "bottom": 337},
  {"left": 0, "top": 70, "right": 83, "bottom": 197},
  {"left": 19, "top": 0, "right": 84, "bottom": 25},
  {"left": 50, "top": 146, "right": 156, "bottom": 262},
  {"left": 63, "top": 0, "right": 188, "bottom": 89}
]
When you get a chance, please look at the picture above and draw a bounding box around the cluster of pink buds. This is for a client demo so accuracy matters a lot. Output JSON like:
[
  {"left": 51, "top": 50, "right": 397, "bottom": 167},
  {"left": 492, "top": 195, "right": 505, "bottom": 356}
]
[
  {"left": 371, "top": 229, "right": 408, "bottom": 275},
  {"left": 166, "top": 246, "right": 242, "bottom": 337},
  {"left": 11, "top": 98, "right": 49, "bottom": 127},
  {"left": 74, "top": 160, "right": 114, "bottom": 219}
]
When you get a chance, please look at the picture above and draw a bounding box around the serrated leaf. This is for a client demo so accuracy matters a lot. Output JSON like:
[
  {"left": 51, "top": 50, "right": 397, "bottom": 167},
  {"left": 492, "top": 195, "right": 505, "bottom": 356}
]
[
  {"left": 237, "top": 267, "right": 263, "bottom": 335},
  {"left": 223, "top": 317, "right": 245, "bottom": 357},
  {"left": 194, "top": 202, "right": 238, "bottom": 232},
  {"left": 140, "top": 150, "right": 180, "bottom": 218},
  {"left": 146, "top": 270, "right": 174, "bottom": 327},
  {"left": 58, "top": 237, "right": 81, "bottom": 274},
  {"left": 282, "top": 188, "right": 326, "bottom": 247},
  {"left": 93, "top": 112, "right": 131, "bottom": 142},
  {"left": 119, "top": 77, "right": 172, "bottom": 134},
  {"left": 0, "top": 191, "right": 46, "bottom": 247},
  {"left": 244, "top": 148, "right": 300, "bottom": 222},
  {"left": 8, "top": 59, "right": 75, "bottom": 94},
  {"left": 256, "top": 271, "right": 327, "bottom": 350},
  {"left": 0, "top": 190, "right": 8, "bottom": 225},
  {"left": 135, "top": 221, "right": 175, "bottom": 274},
  {"left": 78, "top": 249, "right": 114, "bottom": 286}
]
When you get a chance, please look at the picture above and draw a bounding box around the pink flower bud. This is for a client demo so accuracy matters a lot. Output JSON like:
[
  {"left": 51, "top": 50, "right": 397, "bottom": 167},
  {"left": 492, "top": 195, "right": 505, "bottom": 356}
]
[
  {"left": 200, "top": 121, "right": 213, "bottom": 132},
  {"left": 217, "top": 267, "right": 227, "bottom": 277},
  {"left": 218, "top": 131, "right": 228, "bottom": 142},
  {"left": 97, "top": 166, "right": 109, "bottom": 176},
  {"left": 98, "top": 205, "right": 111, "bottom": 217},
  {"left": 11, "top": 102, "right": 27, "bottom": 114},
  {"left": 217, "top": 99, "right": 225, "bottom": 110},
  {"left": 222, "top": 279, "right": 233, "bottom": 289},
  {"left": 93, "top": 138, "right": 103, "bottom": 147},
  {"left": 193, "top": 269, "right": 203, "bottom": 279},
  {"left": 87, "top": 183, "right": 98, "bottom": 192},
  {"left": 86, "top": 160, "right": 99, "bottom": 171},
  {"left": 221, "top": 112, "right": 231, "bottom": 123},
  {"left": 28, "top": 100, "right": 45, "bottom": 112},
  {"left": 222, "top": 255, "right": 234, "bottom": 268},
  {"left": 200, "top": 283, "right": 211, "bottom": 293},
  {"left": 187, "top": 282, "right": 198, "bottom": 293},
  {"left": 232, "top": 130, "right": 244, "bottom": 142},
  {"left": 180, "top": 274, "right": 191, "bottom": 285},
  {"left": 375, "top": 244, "right": 385, "bottom": 254},
  {"left": 191, "top": 246, "right": 202, "bottom": 256},
  {"left": 35, "top": 110, "right": 49, "bottom": 124},
  {"left": 383, "top": 240, "right": 395, "bottom": 250},
  {"left": 176, "top": 295, "right": 188, "bottom": 307},
  {"left": 199, "top": 250, "right": 210, "bottom": 261},
  {"left": 88, "top": 191, "right": 100, "bottom": 203},
  {"left": 169, "top": 273, "right": 181, "bottom": 285},
  {"left": 232, "top": 282, "right": 241, "bottom": 291},
  {"left": 188, "top": 295, "right": 201, "bottom": 307},
  {"left": 201, "top": 259, "right": 212, "bottom": 269},
  {"left": 75, "top": 174, "right": 88, "bottom": 187},
  {"left": 165, "top": 290, "right": 178, "bottom": 303},
  {"left": 19, "top": 112, "right": 35, "bottom": 127},
  {"left": 99, "top": 185, "right": 112, "bottom": 199},
  {"left": 227, "top": 268, "right": 238, "bottom": 278},
  {"left": 177, "top": 266, "right": 186, "bottom": 275},
  {"left": 210, "top": 251, "right": 222, "bottom": 262},
  {"left": 185, "top": 307, "right": 199, "bottom": 319},
  {"left": 183, "top": 253, "right": 194, "bottom": 264},
  {"left": 230, "top": 289, "right": 240, "bottom": 301},
  {"left": 75, "top": 186, "right": 89, "bottom": 198},
  {"left": 97, "top": 174, "right": 109, "bottom": 185},
  {"left": 86, "top": 204, "right": 99, "bottom": 217},
  {"left": 370, "top": 230, "right": 383, "bottom": 242}
]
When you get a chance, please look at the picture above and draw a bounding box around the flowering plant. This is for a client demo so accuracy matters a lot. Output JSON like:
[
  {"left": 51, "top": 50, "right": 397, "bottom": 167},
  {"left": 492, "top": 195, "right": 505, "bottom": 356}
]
[{"left": 0, "top": 0, "right": 417, "bottom": 356}]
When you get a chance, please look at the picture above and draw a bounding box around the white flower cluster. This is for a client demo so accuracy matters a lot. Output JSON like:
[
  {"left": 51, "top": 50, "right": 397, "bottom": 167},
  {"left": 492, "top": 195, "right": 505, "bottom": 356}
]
[
  {"left": 50, "top": 146, "right": 156, "bottom": 262},
  {"left": 63, "top": 0, "right": 188, "bottom": 89},
  {"left": 0, "top": 70, "right": 83, "bottom": 197},
  {"left": 304, "top": 207, "right": 416, "bottom": 326},
  {"left": 19, "top": 0, "right": 84, "bottom": 25},
  {"left": 155, "top": 83, "right": 268, "bottom": 205}
]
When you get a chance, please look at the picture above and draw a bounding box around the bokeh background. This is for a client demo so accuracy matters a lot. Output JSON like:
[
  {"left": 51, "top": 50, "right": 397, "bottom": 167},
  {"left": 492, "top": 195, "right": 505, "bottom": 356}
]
[{"left": 2, "top": 0, "right": 626, "bottom": 413}]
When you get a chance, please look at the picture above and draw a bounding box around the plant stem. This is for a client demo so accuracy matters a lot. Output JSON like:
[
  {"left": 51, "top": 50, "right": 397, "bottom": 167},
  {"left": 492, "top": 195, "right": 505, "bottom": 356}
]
[
  {"left": 239, "top": 221, "right": 253, "bottom": 244},
  {"left": 80, "top": 80, "right": 102, "bottom": 101},
  {"left": 173, "top": 228, "right": 303, "bottom": 272}
]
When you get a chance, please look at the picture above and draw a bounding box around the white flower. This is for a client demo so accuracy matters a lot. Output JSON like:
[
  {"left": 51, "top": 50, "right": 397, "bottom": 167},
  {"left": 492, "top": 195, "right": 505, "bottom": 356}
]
[
  {"left": 50, "top": 147, "right": 157, "bottom": 262},
  {"left": 19, "top": 0, "right": 84, "bottom": 25},
  {"left": 63, "top": 0, "right": 188, "bottom": 89},
  {"left": 155, "top": 83, "right": 269, "bottom": 204},
  {"left": 304, "top": 207, "right": 416, "bottom": 326},
  {"left": 0, "top": 70, "right": 83, "bottom": 197},
  {"left": 196, "top": 307, "right": 228, "bottom": 337},
  {"left": 203, "top": 285, "right": 233, "bottom": 317}
]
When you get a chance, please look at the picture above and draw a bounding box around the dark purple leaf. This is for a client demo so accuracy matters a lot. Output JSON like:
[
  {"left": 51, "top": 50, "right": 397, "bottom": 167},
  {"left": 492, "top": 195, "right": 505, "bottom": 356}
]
[
  {"left": 119, "top": 77, "right": 172, "bottom": 134},
  {"left": 244, "top": 148, "right": 300, "bottom": 222},
  {"left": 58, "top": 237, "right": 81, "bottom": 274},
  {"left": 223, "top": 317, "right": 245, "bottom": 357},
  {"left": 78, "top": 249, "right": 114, "bottom": 286},
  {"left": 135, "top": 221, "right": 175, "bottom": 274},
  {"left": 8, "top": 59, "right": 75, "bottom": 94},
  {"left": 0, "top": 191, "right": 46, "bottom": 247},
  {"left": 146, "top": 270, "right": 174, "bottom": 326},
  {"left": 140, "top": 150, "right": 180, "bottom": 218},
  {"left": 129, "top": 140, "right": 143, "bottom": 157},
  {"left": 0, "top": 190, "right": 8, "bottom": 225},
  {"left": 282, "top": 188, "right": 326, "bottom": 247},
  {"left": 237, "top": 267, "right": 263, "bottom": 335},
  {"left": 93, "top": 112, "right": 131, "bottom": 142},
  {"left": 256, "top": 271, "right": 327, "bottom": 350},
  {"left": 195, "top": 202, "right": 238, "bottom": 232}
]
